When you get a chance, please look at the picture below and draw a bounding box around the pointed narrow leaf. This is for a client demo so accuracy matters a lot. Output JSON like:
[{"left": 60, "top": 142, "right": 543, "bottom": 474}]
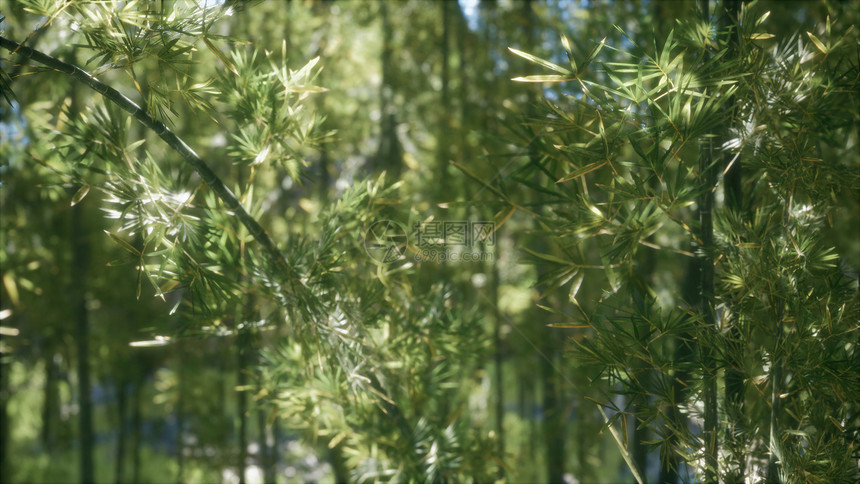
[
  {"left": 580, "top": 37, "right": 606, "bottom": 73},
  {"left": 104, "top": 231, "right": 142, "bottom": 257},
  {"left": 521, "top": 246, "right": 571, "bottom": 265},
  {"left": 129, "top": 336, "right": 172, "bottom": 347},
  {"left": 749, "top": 33, "right": 775, "bottom": 40},
  {"left": 71, "top": 185, "right": 90, "bottom": 206},
  {"left": 755, "top": 11, "right": 771, "bottom": 27},
  {"left": 547, "top": 322, "right": 590, "bottom": 328},
  {"left": 512, "top": 75, "right": 575, "bottom": 83},
  {"left": 203, "top": 35, "right": 239, "bottom": 75},
  {"left": 556, "top": 160, "right": 608, "bottom": 183},
  {"left": 569, "top": 271, "right": 584, "bottom": 302},
  {"left": 561, "top": 34, "right": 572, "bottom": 54},
  {"left": 508, "top": 47, "right": 571, "bottom": 75},
  {"left": 806, "top": 31, "right": 828, "bottom": 54}
]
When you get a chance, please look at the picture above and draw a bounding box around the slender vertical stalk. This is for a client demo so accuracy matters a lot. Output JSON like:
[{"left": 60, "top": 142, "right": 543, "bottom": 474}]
[
  {"left": 456, "top": 4, "right": 469, "bottom": 167},
  {"left": 516, "top": 0, "right": 567, "bottom": 479},
  {"left": 765, "top": 300, "right": 784, "bottom": 483},
  {"left": 720, "top": 1, "right": 746, "bottom": 479},
  {"left": 766, "top": 206, "right": 789, "bottom": 482},
  {"left": 438, "top": 0, "right": 451, "bottom": 183},
  {"left": 73, "top": 202, "right": 94, "bottom": 484},
  {"left": 256, "top": 409, "right": 271, "bottom": 483},
  {"left": 697, "top": 1, "right": 719, "bottom": 481},
  {"left": 375, "top": 3, "right": 402, "bottom": 177},
  {"left": 237, "top": 332, "right": 248, "bottom": 484},
  {"left": 67, "top": 59, "right": 95, "bottom": 480},
  {"left": 132, "top": 371, "right": 142, "bottom": 484},
  {"left": 0, "top": 322, "right": 10, "bottom": 477},
  {"left": 630, "top": 266, "right": 655, "bottom": 479},
  {"left": 699, "top": 135, "right": 719, "bottom": 483},
  {"left": 116, "top": 380, "right": 127, "bottom": 483},
  {"left": 272, "top": 419, "right": 282, "bottom": 482},
  {"left": 176, "top": 343, "right": 185, "bottom": 484},
  {"left": 491, "top": 260, "right": 505, "bottom": 479},
  {"left": 41, "top": 353, "right": 59, "bottom": 452}
]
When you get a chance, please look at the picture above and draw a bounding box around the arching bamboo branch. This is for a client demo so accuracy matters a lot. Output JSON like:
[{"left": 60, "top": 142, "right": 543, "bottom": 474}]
[{"left": 0, "top": 35, "right": 301, "bottom": 286}]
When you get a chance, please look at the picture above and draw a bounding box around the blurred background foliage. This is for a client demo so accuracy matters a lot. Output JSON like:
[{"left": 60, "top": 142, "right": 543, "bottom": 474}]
[{"left": 0, "top": 0, "right": 857, "bottom": 483}]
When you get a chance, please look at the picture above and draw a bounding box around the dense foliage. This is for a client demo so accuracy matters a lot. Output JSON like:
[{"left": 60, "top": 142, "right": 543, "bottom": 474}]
[{"left": 1, "top": 1, "right": 857, "bottom": 483}]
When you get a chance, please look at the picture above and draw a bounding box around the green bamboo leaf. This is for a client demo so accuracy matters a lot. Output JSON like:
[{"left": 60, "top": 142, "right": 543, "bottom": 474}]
[
  {"left": 556, "top": 160, "right": 608, "bottom": 183},
  {"left": 755, "top": 11, "right": 771, "bottom": 27},
  {"left": 546, "top": 322, "right": 590, "bottom": 328},
  {"left": 569, "top": 271, "right": 584, "bottom": 303},
  {"left": 0, "top": 64, "right": 16, "bottom": 105},
  {"left": 561, "top": 34, "right": 578, "bottom": 73},
  {"left": 806, "top": 31, "right": 828, "bottom": 54},
  {"left": 580, "top": 37, "right": 606, "bottom": 73},
  {"left": 749, "top": 33, "right": 775, "bottom": 40},
  {"left": 104, "top": 230, "right": 142, "bottom": 257},
  {"left": 512, "top": 75, "right": 575, "bottom": 83},
  {"left": 126, "top": 139, "right": 146, "bottom": 151},
  {"left": 508, "top": 47, "right": 571, "bottom": 75},
  {"left": 129, "top": 336, "right": 172, "bottom": 347},
  {"left": 561, "top": 34, "right": 572, "bottom": 54},
  {"left": 203, "top": 35, "right": 239, "bottom": 75},
  {"left": 521, "top": 246, "right": 571, "bottom": 265},
  {"left": 71, "top": 185, "right": 90, "bottom": 206}
]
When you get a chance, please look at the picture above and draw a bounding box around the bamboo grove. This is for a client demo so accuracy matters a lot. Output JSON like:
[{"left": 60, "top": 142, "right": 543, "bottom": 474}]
[{"left": 1, "top": 1, "right": 857, "bottom": 482}]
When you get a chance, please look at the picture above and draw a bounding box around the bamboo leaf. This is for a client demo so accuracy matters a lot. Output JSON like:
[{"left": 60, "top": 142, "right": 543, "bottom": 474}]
[
  {"left": 512, "top": 75, "right": 575, "bottom": 83},
  {"left": 749, "top": 33, "right": 775, "bottom": 40},
  {"left": 508, "top": 47, "right": 571, "bottom": 75},
  {"left": 203, "top": 35, "right": 239, "bottom": 75},
  {"left": 521, "top": 246, "right": 571, "bottom": 265},
  {"left": 806, "top": 31, "right": 828, "bottom": 54},
  {"left": 104, "top": 230, "right": 141, "bottom": 257},
  {"left": 755, "top": 11, "right": 771, "bottom": 27},
  {"left": 71, "top": 185, "right": 91, "bottom": 206},
  {"left": 560, "top": 34, "right": 572, "bottom": 54},
  {"left": 556, "top": 160, "right": 608, "bottom": 183}
]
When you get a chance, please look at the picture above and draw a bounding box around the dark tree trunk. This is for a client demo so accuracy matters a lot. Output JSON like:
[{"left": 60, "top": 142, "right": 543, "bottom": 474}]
[
  {"left": 456, "top": 2, "right": 469, "bottom": 165},
  {"left": 72, "top": 201, "right": 94, "bottom": 484},
  {"left": 256, "top": 409, "right": 269, "bottom": 482},
  {"left": 375, "top": 1, "right": 403, "bottom": 177},
  {"left": 656, "top": 4, "right": 687, "bottom": 481},
  {"left": 517, "top": 0, "right": 566, "bottom": 480},
  {"left": 720, "top": 1, "right": 746, "bottom": 480},
  {"left": 437, "top": 0, "right": 451, "bottom": 183},
  {"left": 661, "top": 254, "right": 699, "bottom": 484},
  {"left": 41, "top": 352, "right": 59, "bottom": 452},
  {"left": 699, "top": 97, "right": 719, "bottom": 484},
  {"left": 64, "top": 53, "right": 94, "bottom": 481},
  {"left": 697, "top": 1, "right": 719, "bottom": 481},
  {"left": 491, "top": 259, "right": 505, "bottom": 480},
  {"left": 271, "top": 419, "right": 282, "bottom": 481},
  {"left": 67, "top": 64, "right": 94, "bottom": 479}
]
